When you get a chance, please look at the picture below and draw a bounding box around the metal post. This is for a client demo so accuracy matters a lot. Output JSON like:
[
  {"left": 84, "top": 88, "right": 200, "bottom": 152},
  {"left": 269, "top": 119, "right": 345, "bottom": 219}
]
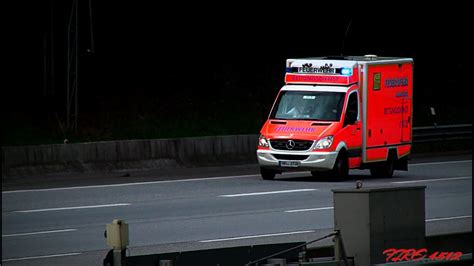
[
  {"left": 333, "top": 229, "right": 349, "bottom": 265},
  {"left": 74, "top": 0, "right": 79, "bottom": 131},
  {"left": 66, "top": 0, "right": 75, "bottom": 129},
  {"left": 113, "top": 250, "right": 124, "bottom": 266},
  {"left": 334, "top": 230, "right": 341, "bottom": 262},
  {"left": 66, "top": 0, "right": 79, "bottom": 131},
  {"left": 50, "top": 0, "right": 55, "bottom": 96},
  {"left": 43, "top": 33, "right": 48, "bottom": 97},
  {"left": 106, "top": 219, "right": 129, "bottom": 266}
]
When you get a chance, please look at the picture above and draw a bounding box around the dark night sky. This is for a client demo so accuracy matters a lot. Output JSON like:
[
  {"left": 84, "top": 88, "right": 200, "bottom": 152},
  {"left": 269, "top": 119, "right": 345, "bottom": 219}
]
[{"left": 3, "top": 2, "right": 471, "bottom": 143}]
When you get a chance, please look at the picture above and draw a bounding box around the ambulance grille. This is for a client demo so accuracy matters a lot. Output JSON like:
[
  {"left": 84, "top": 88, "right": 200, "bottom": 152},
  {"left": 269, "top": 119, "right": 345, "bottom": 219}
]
[
  {"left": 272, "top": 154, "right": 310, "bottom": 160},
  {"left": 270, "top": 140, "right": 313, "bottom": 151}
]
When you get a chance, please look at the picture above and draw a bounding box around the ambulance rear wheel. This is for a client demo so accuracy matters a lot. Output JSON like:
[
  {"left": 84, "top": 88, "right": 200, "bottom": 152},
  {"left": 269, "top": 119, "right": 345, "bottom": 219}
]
[
  {"left": 330, "top": 152, "right": 349, "bottom": 180},
  {"left": 260, "top": 167, "right": 276, "bottom": 180},
  {"left": 370, "top": 158, "right": 395, "bottom": 178}
]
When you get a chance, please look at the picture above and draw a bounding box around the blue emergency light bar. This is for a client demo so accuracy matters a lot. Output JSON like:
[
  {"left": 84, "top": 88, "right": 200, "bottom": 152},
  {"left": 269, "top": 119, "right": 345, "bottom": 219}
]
[
  {"left": 286, "top": 67, "right": 353, "bottom": 75},
  {"left": 340, "top": 68, "right": 352, "bottom": 75}
]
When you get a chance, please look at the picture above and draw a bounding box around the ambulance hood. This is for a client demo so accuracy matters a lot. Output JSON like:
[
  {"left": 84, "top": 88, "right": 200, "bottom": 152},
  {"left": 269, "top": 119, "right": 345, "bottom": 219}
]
[{"left": 261, "top": 120, "right": 339, "bottom": 140}]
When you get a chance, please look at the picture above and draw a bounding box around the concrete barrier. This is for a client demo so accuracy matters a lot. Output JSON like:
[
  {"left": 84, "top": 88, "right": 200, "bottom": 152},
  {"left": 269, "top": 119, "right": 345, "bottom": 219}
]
[
  {"left": 1, "top": 135, "right": 259, "bottom": 177},
  {"left": 2, "top": 125, "right": 471, "bottom": 177}
]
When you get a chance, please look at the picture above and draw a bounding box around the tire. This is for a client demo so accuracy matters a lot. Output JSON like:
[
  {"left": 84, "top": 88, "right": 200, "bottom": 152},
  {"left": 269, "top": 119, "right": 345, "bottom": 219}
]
[
  {"left": 260, "top": 167, "right": 276, "bottom": 180},
  {"left": 370, "top": 157, "right": 395, "bottom": 178},
  {"left": 330, "top": 152, "right": 349, "bottom": 180}
]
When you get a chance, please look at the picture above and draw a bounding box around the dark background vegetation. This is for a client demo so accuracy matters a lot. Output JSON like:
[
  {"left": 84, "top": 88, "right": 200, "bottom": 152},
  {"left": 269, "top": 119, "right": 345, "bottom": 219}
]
[{"left": 3, "top": 3, "right": 470, "bottom": 146}]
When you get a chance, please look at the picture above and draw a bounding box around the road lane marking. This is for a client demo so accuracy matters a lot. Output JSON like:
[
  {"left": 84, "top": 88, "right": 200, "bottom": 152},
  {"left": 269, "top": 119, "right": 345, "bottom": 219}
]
[
  {"left": 2, "top": 159, "right": 471, "bottom": 194},
  {"left": 2, "top": 229, "right": 77, "bottom": 237},
  {"left": 219, "top": 189, "right": 317, "bottom": 198},
  {"left": 200, "top": 230, "right": 315, "bottom": 243},
  {"left": 285, "top": 207, "right": 334, "bottom": 213},
  {"left": 14, "top": 203, "right": 130, "bottom": 213},
  {"left": 2, "top": 174, "right": 261, "bottom": 194},
  {"left": 410, "top": 160, "right": 471, "bottom": 167},
  {"left": 392, "top": 176, "right": 472, "bottom": 184},
  {"left": 2, "top": 252, "right": 82, "bottom": 262},
  {"left": 426, "top": 215, "right": 472, "bottom": 222},
  {"left": 284, "top": 207, "right": 471, "bottom": 223}
]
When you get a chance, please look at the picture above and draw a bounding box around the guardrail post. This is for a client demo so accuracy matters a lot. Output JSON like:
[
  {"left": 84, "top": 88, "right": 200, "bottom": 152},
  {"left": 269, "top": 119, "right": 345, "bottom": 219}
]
[
  {"left": 105, "top": 219, "right": 129, "bottom": 266},
  {"left": 159, "top": 259, "right": 173, "bottom": 266},
  {"left": 333, "top": 230, "right": 341, "bottom": 262},
  {"left": 333, "top": 229, "right": 349, "bottom": 266}
]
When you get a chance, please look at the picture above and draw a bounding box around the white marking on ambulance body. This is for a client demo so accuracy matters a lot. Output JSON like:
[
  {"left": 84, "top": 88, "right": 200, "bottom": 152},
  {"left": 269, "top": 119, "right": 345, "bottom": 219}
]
[{"left": 282, "top": 85, "right": 349, "bottom": 92}]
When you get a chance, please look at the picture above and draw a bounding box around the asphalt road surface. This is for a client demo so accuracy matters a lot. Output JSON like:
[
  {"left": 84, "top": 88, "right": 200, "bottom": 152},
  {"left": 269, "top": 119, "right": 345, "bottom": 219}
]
[{"left": 2, "top": 153, "right": 472, "bottom": 265}]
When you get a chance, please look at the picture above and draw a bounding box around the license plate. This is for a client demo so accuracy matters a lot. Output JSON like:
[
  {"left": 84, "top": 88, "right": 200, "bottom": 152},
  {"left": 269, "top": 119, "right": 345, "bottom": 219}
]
[{"left": 279, "top": 160, "right": 300, "bottom": 168}]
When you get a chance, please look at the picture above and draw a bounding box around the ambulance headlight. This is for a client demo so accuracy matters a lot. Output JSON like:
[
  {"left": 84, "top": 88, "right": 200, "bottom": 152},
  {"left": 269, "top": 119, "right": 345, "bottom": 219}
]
[
  {"left": 315, "top": 136, "right": 334, "bottom": 149},
  {"left": 258, "top": 135, "right": 269, "bottom": 148}
]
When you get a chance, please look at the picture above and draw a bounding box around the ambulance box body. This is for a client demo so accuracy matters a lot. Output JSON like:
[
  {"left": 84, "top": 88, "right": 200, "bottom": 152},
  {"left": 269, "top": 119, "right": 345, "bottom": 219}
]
[{"left": 257, "top": 55, "right": 413, "bottom": 180}]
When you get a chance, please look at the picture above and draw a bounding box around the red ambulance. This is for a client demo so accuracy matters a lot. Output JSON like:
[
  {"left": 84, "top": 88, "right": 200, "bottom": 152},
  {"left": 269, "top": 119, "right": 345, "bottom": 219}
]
[{"left": 257, "top": 55, "right": 413, "bottom": 180}]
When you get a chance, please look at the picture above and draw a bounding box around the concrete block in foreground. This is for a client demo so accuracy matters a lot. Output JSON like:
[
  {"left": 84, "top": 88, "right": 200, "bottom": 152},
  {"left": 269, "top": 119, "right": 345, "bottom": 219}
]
[{"left": 333, "top": 186, "right": 426, "bottom": 266}]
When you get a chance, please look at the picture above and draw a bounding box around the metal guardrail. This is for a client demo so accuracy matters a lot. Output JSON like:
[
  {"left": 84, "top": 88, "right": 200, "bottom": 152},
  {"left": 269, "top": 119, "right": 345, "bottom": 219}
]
[
  {"left": 412, "top": 124, "right": 472, "bottom": 143},
  {"left": 246, "top": 231, "right": 340, "bottom": 266}
]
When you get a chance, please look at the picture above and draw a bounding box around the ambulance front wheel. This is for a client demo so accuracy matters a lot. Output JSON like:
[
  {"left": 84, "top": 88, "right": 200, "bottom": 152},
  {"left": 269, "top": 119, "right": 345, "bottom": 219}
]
[
  {"left": 260, "top": 167, "right": 276, "bottom": 180},
  {"left": 330, "top": 152, "right": 349, "bottom": 180}
]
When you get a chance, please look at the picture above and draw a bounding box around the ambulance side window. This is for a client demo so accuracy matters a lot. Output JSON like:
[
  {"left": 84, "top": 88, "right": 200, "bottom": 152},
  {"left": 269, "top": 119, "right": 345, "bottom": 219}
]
[{"left": 344, "top": 92, "right": 358, "bottom": 127}]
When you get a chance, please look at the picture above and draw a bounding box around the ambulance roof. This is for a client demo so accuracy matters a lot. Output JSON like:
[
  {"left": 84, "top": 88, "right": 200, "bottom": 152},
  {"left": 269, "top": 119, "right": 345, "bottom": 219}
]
[
  {"left": 300, "top": 55, "right": 403, "bottom": 61},
  {"left": 284, "top": 56, "right": 412, "bottom": 86},
  {"left": 288, "top": 55, "right": 413, "bottom": 65}
]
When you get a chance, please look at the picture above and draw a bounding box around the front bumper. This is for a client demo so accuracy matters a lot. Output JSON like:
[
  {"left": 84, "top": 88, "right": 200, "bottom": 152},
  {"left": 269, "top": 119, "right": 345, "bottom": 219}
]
[{"left": 257, "top": 149, "right": 338, "bottom": 171}]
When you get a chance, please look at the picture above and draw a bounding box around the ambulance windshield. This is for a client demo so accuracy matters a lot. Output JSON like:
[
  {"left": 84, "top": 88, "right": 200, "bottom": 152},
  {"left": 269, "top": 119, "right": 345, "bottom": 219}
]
[{"left": 271, "top": 91, "right": 345, "bottom": 121}]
